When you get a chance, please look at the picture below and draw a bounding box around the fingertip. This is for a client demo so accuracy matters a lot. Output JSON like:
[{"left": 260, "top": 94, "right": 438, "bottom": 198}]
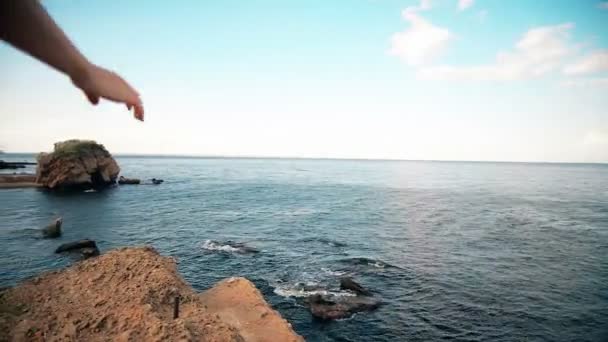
[
  {"left": 86, "top": 92, "right": 99, "bottom": 105},
  {"left": 134, "top": 105, "right": 144, "bottom": 121}
]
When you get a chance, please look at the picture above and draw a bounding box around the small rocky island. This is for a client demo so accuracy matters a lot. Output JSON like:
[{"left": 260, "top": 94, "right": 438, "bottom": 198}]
[
  {"left": 36, "top": 139, "right": 120, "bottom": 190},
  {"left": 0, "top": 140, "right": 158, "bottom": 190}
]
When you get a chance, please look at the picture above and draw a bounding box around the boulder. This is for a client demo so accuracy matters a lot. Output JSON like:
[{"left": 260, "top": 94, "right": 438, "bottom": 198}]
[
  {"left": 118, "top": 176, "right": 141, "bottom": 185},
  {"left": 340, "top": 277, "right": 371, "bottom": 296},
  {"left": 42, "top": 218, "right": 62, "bottom": 238},
  {"left": 80, "top": 247, "right": 100, "bottom": 259},
  {"left": 36, "top": 140, "right": 120, "bottom": 190},
  {"left": 308, "top": 294, "right": 381, "bottom": 320},
  {"left": 55, "top": 239, "right": 98, "bottom": 254}
]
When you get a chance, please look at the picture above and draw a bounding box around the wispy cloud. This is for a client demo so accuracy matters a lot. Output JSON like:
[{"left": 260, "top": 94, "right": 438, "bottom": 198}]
[
  {"left": 560, "top": 77, "right": 608, "bottom": 88},
  {"left": 458, "top": 0, "right": 474, "bottom": 11},
  {"left": 598, "top": 2, "right": 608, "bottom": 10},
  {"left": 388, "top": 1, "right": 452, "bottom": 66},
  {"left": 583, "top": 130, "right": 608, "bottom": 146},
  {"left": 563, "top": 50, "right": 608, "bottom": 75},
  {"left": 417, "top": 23, "right": 576, "bottom": 81}
]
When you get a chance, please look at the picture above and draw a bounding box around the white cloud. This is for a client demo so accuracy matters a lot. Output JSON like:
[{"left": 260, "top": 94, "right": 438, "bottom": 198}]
[
  {"left": 420, "top": 0, "right": 433, "bottom": 10},
  {"left": 598, "top": 2, "right": 608, "bottom": 10},
  {"left": 389, "top": 3, "right": 452, "bottom": 66},
  {"left": 458, "top": 0, "right": 474, "bottom": 11},
  {"left": 583, "top": 130, "right": 608, "bottom": 146},
  {"left": 560, "top": 77, "right": 608, "bottom": 88},
  {"left": 417, "top": 23, "right": 576, "bottom": 81},
  {"left": 563, "top": 50, "right": 608, "bottom": 75}
]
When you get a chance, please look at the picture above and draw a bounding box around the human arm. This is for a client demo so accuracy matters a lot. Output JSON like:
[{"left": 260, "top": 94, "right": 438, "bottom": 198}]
[{"left": 0, "top": 0, "right": 144, "bottom": 120}]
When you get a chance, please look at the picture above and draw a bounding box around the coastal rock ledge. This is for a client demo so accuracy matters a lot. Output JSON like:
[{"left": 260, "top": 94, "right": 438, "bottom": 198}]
[
  {"left": 0, "top": 247, "right": 303, "bottom": 342},
  {"left": 36, "top": 140, "right": 120, "bottom": 190}
]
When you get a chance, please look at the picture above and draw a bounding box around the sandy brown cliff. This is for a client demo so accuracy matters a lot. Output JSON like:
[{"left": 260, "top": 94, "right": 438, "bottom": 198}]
[{"left": 0, "top": 247, "right": 303, "bottom": 342}]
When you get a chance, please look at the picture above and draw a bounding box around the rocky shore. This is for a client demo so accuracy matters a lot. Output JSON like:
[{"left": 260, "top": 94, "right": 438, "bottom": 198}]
[
  {"left": 0, "top": 174, "right": 40, "bottom": 189},
  {"left": 0, "top": 247, "right": 303, "bottom": 342}
]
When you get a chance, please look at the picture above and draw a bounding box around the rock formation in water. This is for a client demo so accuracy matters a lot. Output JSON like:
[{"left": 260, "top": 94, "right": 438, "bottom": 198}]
[
  {"left": 308, "top": 293, "right": 381, "bottom": 320},
  {"left": 340, "top": 277, "right": 371, "bottom": 296},
  {"left": 42, "top": 218, "right": 62, "bottom": 238},
  {"left": 0, "top": 246, "right": 303, "bottom": 341},
  {"left": 307, "top": 277, "right": 380, "bottom": 320},
  {"left": 118, "top": 176, "right": 141, "bottom": 185},
  {"left": 55, "top": 239, "right": 99, "bottom": 254},
  {"left": 35, "top": 140, "right": 120, "bottom": 190}
]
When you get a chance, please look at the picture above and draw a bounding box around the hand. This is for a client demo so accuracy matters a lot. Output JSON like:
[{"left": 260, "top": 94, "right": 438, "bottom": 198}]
[{"left": 71, "top": 63, "right": 144, "bottom": 121}]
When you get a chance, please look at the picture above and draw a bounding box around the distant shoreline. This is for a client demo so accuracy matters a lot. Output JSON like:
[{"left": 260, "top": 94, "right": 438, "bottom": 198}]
[{"left": 1, "top": 152, "right": 606, "bottom": 166}]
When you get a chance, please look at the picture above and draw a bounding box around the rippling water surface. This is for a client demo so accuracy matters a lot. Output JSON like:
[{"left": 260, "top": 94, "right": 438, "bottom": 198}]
[{"left": 1, "top": 155, "right": 607, "bottom": 341}]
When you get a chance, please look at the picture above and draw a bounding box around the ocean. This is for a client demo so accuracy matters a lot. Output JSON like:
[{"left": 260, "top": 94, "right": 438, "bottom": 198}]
[{"left": 1, "top": 155, "right": 607, "bottom": 341}]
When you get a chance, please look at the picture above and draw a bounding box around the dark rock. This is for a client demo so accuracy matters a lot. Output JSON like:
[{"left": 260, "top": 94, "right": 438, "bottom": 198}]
[
  {"left": 118, "top": 176, "right": 141, "bottom": 185},
  {"left": 55, "top": 239, "right": 97, "bottom": 253},
  {"left": 80, "top": 247, "right": 100, "bottom": 259},
  {"left": 228, "top": 241, "right": 259, "bottom": 254},
  {"left": 0, "top": 160, "right": 34, "bottom": 169},
  {"left": 340, "top": 277, "right": 371, "bottom": 296},
  {"left": 42, "top": 218, "right": 62, "bottom": 238},
  {"left": 308, "top": 294, "right": 381, "bottom": 320},
  {"left": 151, "top": 178, "right": 164, "bottom": 185}
]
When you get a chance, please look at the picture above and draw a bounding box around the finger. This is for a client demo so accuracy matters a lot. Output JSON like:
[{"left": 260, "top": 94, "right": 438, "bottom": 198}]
[
  {"left": 134, "top": 104, "right": 144, "bottom": 121},
  {"left": 86, "top": 92, "right": 100, "bottom": 105}
]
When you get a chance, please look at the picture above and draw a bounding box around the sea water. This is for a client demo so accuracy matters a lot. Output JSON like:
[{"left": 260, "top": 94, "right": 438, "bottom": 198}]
[{"left": 1, "top": 156, "right": 607, "bottom": 341}]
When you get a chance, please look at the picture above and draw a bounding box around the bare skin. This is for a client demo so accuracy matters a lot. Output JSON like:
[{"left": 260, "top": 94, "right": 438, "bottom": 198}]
[{"left": 0, "top": 0, "right": 144, "bottom": 121}]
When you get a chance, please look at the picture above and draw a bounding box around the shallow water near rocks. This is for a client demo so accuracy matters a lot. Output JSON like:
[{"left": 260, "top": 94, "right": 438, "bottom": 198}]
[{"left": 1, "top": 155, "right": 607, "bottom": 341}]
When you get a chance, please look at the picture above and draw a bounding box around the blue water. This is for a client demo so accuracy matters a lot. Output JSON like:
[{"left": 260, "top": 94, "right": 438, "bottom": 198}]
[{"left": 1, "top": 155, "right": 607, "bottom": 341}]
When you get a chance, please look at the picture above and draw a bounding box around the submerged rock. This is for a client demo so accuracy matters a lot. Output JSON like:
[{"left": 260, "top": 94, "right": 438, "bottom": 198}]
[
  {"left": 42, "top": 218, "right": 62, "bottom": 238},
  {"left": 308, "top": 294, "right": 381, "bottom": 320},
  {"left": 36, "top": 140, "right": 120, "bottom": 190},
  {"left": 118, "top": 176, "right": 141, "bottom": 185},
  {"left": 202, "top": 240, "right": 259, "bottom": 254},
  {"left": 55, "top": 239, "right": 98, "bottom": 254},
  {"left": 0, "top": 160, "right": 34, "bottom": 169},
  {"left": 340, "top": 277, "right": 371, "bottom": 296}
]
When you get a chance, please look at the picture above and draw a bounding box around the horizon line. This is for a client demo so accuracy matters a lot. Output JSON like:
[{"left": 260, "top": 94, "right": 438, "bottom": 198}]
[{"left": 2, "top": 151, "right": 607, "bottom": 165}]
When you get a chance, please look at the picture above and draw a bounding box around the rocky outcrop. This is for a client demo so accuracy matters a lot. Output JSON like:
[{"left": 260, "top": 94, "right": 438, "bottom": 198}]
[
  {"left": 0, "top": 161, "right": 35, "bottom": 169},
  {"left": 0, "top": 246, "right": 303, "bottom": 341},
  {"left": 118, "top": 176, "right": 140, "bottom": 185},
  {"left": 42, "top": 218, "right": 62, "bottom": 238},
  {"left": 340, "top": 277, "right": 371, "bottom": 296},
  {"left": 200, "top": 278, "right": 303, "bottom": 342},
  {"left": 35, "top": 140, "right": 120, "bottom": 190},
  {"left": 0, "top": 174, "right": 39, "bottom": 188},
  {"left": 307, "top": 278, "right": 380, "bottom": 320},
  {"left": 308, "top": 294, "right": 381, "bottom": 320},
  {"left": 55, "top": 239, "right": 98, "bottom": 254}
]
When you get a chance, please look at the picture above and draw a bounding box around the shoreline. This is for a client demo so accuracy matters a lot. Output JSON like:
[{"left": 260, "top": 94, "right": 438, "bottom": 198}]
[
  {"left": 0, "top": 174, "right": 40, "bottom": 189},
  {"left": 0, "top": 246, "right": 303, "bottom": 341}
]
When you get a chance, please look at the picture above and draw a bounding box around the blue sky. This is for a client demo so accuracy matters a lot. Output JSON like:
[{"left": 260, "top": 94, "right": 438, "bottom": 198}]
[{"left": 1, "top": 0, "right": 607, "bottom": 162}]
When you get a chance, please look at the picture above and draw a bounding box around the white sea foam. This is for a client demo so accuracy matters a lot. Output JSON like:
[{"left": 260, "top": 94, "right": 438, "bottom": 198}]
[
  {"left": 321, "top": 267, "right": 348, "bottom": 276},
  {"left": 273, "top": 283, "right": 356, "bottom": 298},
  {"left": 201, "top": 239, "right": 240, "bottom": 253}
]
